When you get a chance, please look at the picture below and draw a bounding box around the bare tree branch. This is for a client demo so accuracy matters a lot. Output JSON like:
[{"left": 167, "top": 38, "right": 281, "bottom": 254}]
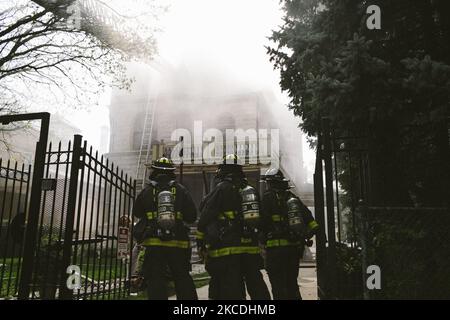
[{"left": 0, "top": 0, "right": 160, "bottom": 149}]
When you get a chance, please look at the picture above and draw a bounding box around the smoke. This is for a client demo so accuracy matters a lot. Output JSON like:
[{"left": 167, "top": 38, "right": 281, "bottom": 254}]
[{"left": 108, "top": 0, "right": 314, "bottom": 190}]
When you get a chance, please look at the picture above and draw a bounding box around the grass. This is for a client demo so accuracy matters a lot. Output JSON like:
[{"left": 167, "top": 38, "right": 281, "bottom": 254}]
[
  {"left": 0, "top": 258, "right": 21, "bottom": 298},
  {"left": 79, "top": 259, "right": 128, "bottom": 281},
  {"left": 126, "top": 271, "right": 211, "bottom": 300},
  {"left": 2, "top": 258, "right": 210, "bottom": 300},
  {"left": 0, "top": 257, "right": 128, "bottom": 299}
]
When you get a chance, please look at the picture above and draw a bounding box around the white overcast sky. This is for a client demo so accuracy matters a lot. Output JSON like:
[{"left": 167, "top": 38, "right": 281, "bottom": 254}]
[{"left": 68, "top": 0, "right": 315, "bottom": 178}]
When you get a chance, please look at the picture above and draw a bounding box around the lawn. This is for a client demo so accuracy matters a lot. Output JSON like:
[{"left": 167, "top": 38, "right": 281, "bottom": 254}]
[
  {"left": 0, "top": 257, "right": 128, "bottom": 299},
  {"left": 1, "top": 258, "right": 209, "bottom": 300},
  {"left": 126, "top": 271, "right": 211, "bottom": 300},
  {"left": 0, "top": 258, "right": 21, "bottom": 298}
]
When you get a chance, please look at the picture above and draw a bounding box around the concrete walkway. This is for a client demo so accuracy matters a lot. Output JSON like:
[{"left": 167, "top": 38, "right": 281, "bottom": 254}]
[{"left": 170, "top": 265, "right": 318, "bottom": 300}]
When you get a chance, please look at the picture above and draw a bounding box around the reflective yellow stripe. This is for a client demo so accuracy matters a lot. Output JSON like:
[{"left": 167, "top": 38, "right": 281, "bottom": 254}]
[
  {"left": 271, "top": 214, "right": 283, "bottom": 222},
  {"left": 218, "top": 210, "right": 237, "bottom": 220},
  {"left": 240, "top": 246, "right": 260, "bottom": 254},
  {"left": 137, "top": 248, "right": 146, "bottom": 260},
  {"left": 142, "top": 238, "right": 190, "bottom": 248},
  {"left": 196, "top": 231, "right": 205, "bottom": 240},
  {"left": 146, "top": 211, "right": 183, "bottom": 220},
  {"left": 308, "top": 220, "right": 319, "bottom": 230},
  {"left": 208, "top": 246, "right": 260, "bottom": 258},
  {"left": 224, "top": 210, "right": 236, "bottom": 219},
  {"left": 146, "top": 211, "right": 157, "bottom": 219},
  {"left": 266, "top": 239, "right": 300, "bottom": 248},
  {"left": 241, "top": 238, "right": 252, "bottom": 244}
]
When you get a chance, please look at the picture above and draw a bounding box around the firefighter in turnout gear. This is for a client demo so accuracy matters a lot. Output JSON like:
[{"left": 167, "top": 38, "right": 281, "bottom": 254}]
[
  {"left": 239, "top": 181, "right": 271, "bottom": 300},
  {"left": 133, "top": 157, "right": 198, "bottom": 300},
  {"left": 197, "top": 174, "right": 222, "bottom": 300},
  {"left": 261, "top": 168, "right": 319, "bottom": 300},
  {"left": 196, "top": 155, "right": 270, "bottom": 300}
]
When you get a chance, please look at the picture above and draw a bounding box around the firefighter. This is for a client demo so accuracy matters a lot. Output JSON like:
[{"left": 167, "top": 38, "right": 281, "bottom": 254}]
[
  {"left": 197, "top": 183, "right": 220, "bottom": 300},
  {"left": 240, "top": 179, "right": 271, "bottom": 300},
  {"left": 261, "top": 169, "right": 319, "bottom": 300},
  {"left": 133, "top": 157, "right": 198, "bottom": 300},
  {"left": 196, "top": 155, "right": 244, "bottom": 299},
  {"left": 197, "top": 155, "right": 270, "bottom": 300}
]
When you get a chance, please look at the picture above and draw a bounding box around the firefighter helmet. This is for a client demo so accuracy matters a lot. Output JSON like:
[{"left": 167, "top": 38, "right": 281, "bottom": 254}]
[
  {"left": 218, "top": 154, "right": 243, "bottom": 174},
  {"left": 263, "top": 168, "right": 289, "bottom": 182},
  {"left": 263, "top": 168, "right": 290, "bottom": 190},
  {"left": 151, "top": 157, "right": 176, "bottom": 171},
  {"left": 223, "top": 154, "right": 243, "bottom": 166}
]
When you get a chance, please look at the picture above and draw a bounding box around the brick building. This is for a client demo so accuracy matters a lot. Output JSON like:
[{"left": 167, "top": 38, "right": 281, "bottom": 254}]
[{"left": 106, "top": 62, "right": 307, "bottom": 206}]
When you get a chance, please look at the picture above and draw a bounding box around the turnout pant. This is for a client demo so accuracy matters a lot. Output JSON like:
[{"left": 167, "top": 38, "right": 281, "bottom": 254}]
[
  {"left": 207, "top": 254, "right": 245, "bottom": 300},
  {"left": 205, "top": 259, "right": 220, "bottom": 300},
  {"left": 241, "top": 253, "right": 271, "bottom": 300},
  {"left": 266, "top": 246, "right": 302, "bottom": 300},
  {"left": 143, "top": 246, "right": 197, "bottom": 300}
]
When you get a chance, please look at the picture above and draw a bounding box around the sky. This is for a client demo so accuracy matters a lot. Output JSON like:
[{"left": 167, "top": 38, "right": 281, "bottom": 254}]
[
  {"left": 156, "top": 0, "right": 286, "bottom": 98},
  {"left": 68, "top": 0, "right": 316, "bottom": 180}
]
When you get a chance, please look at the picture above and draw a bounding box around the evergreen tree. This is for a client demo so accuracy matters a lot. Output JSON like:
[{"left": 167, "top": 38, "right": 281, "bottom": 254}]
[{"left": 268, "top": 0, "right": 450, "bottom": 207}]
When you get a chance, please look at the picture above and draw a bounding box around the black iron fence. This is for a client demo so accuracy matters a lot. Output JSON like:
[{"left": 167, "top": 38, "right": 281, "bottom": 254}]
[
  {"left": 0, "top": 161, "right": 31, "bottom": 298},
  {"left": 358, "top": 206, "right": 450, "bottom": 299},
  {"left": 314, "top": 118, "right": 450, "bottom": 300},
  {"left": 0, "top": 134, "right": 136, "bottom": 300}
]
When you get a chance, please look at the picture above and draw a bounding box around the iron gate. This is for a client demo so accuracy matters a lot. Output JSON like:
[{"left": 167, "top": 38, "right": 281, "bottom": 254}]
[
  {"left": 0, "top": 161, "right": 32, "bottom": 298},
  {"left": 0, "top": 132, "right": 136, "bottom": 300}
]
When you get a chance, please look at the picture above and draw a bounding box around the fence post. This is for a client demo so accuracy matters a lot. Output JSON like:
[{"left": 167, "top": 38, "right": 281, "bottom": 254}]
[
  {"left": 322, "top": 117, "right": 338, "bottom": 299},
  {"left": 59, "top": 135, "right": 83, "bottom": 300},
  {"left": 127, "top": 179, "right": 137, "bottom": 298},
  {"left": 17, "top": 113, "right": 50, "bottom": 300},
  {"left": 314, "top": 133, "right": 328, "bottom": 299},
  {"left": 357, "top": 200, "right": 370, "bottom": 299}
]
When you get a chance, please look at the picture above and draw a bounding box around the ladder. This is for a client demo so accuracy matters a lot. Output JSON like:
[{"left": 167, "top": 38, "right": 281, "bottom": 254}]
[{"left": 135, "top": 88, "right": 157, "bottom": 190}]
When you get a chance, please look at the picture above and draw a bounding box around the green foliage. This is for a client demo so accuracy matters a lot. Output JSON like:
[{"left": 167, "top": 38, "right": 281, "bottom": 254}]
[
  {"left": 0, "top": 258, "right": 21, "bottom": 298},
  {"left": 335, "top": 244, "right": 363, "bottom": 299},
  {"left": 0, "top": 1, "right": 161, "bottom": 115},
  {"left": 269, "top": 0, "right": 450, "bottom": 299},
  {"left": 367, "top": 209, "right": 450, "bottom": 299},
  {"left": 269, "top": 0, "right": 450, "bottom": 205}
]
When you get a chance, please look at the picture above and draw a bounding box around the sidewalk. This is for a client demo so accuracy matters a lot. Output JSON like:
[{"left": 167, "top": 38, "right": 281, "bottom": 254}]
[{"left": 170, "top": 265, "right": 318, "bottom": 300}]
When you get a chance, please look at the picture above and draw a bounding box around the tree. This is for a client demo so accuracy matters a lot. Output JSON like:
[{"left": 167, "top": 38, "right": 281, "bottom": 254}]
[
  {"left": 0, "top": 0, "right": 161, "bottom": 150},
  {"left": 268, "top": 0, "right": 450, "bottom": 207},
  {"left": 0, "top": 0, "right": 160, "bottom": 111},
  {"left": 269, "top": 0, "right": 450, "bottom": 299}
]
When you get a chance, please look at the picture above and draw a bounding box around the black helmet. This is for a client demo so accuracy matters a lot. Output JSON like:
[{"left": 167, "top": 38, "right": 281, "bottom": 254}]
[
  {"left": 263, "top": 168, "right": 290, "bottom": 190},
  {"left": 218, "top": 154, "right": 242, "bottom": 169},
  {"left": 263, "top": 168, "right": 288, "bottom": 182},
  {"left": 217, "top": 154, "right": 243, "bottom": 176},
  {"left": 223, "top": 154, "right": 242, "bottom": 166},
  {"left": 151, "top": 157, "right": 176, "bottom": 171}
]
